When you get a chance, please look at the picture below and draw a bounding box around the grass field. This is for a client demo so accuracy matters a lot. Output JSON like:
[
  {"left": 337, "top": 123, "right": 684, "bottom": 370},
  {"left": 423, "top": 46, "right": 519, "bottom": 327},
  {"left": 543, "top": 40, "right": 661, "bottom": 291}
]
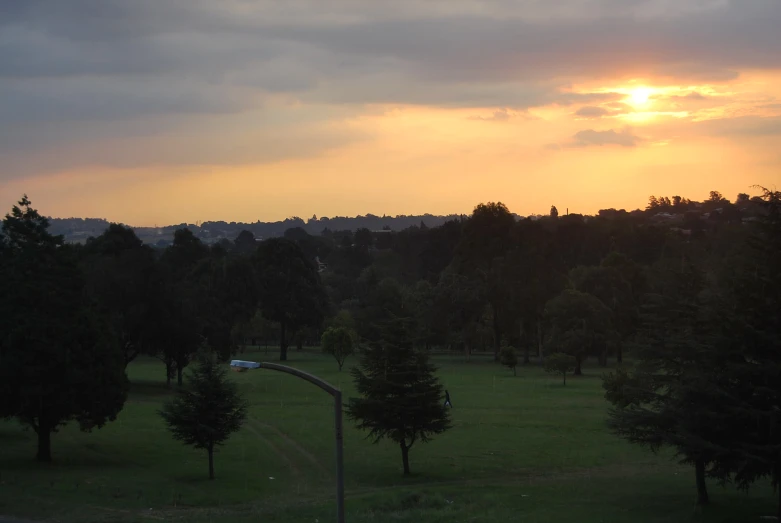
[{"left": 0, "top": 350, "right": 776, "bottom": 522}]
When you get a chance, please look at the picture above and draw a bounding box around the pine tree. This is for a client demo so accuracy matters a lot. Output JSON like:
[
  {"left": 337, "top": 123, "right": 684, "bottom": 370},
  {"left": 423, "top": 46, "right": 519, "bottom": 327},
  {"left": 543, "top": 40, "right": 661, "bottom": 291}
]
[
  {"left": 0, "top": 196, "right": 129, "bottom": 462},
  {"left": 711, "top": 187, "right": 781, "bottom": 518},
  {"left": 159, "top": 345, "right": 248, "bottom": 479},
  {"left": 602, "top": 258, "right": 734, "bottom": 506},
  {"left": 347, "top": 317, "right": 451, "bottom": 475}
]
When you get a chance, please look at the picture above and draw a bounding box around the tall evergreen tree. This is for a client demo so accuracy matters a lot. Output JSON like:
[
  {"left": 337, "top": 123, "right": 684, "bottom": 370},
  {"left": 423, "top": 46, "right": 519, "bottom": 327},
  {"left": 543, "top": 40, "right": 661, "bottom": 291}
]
[
  {"left": 602, "top": 258, "right": 734, "bottom": 506},
  {"left": 347, "top": 316, "right": 451, "bottom": 475},
  {"left": 710, "top": 188, "right": 781, "bottom": 517},
  {"left": 159, "top": 346, "right": 248, "bottom": 480},
  {"left": 0, "top": 196, "right": 128, "bottom": 461}
]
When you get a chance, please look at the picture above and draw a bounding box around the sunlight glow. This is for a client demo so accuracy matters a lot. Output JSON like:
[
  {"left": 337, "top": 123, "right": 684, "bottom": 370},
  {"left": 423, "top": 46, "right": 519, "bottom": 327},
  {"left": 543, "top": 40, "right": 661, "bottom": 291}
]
[{"left": 628, "top": 87, "right": 654, "bottom": 106}]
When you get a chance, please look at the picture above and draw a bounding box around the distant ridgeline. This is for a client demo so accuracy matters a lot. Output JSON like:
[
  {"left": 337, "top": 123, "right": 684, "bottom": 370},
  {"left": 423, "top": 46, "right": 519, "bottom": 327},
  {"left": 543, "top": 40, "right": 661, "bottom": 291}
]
[
  {"left": 46, "top": 213, "right": 479, "bottom": 247},
  {"left": 46, "top": 191, "right": 762, "bottom": 247}
]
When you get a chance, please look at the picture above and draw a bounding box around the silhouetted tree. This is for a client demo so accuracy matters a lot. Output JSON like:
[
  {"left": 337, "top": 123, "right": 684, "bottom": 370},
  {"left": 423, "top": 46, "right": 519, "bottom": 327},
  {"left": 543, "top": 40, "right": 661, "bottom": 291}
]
[
  {"left": 82, "top": 224, "right": 159, "bottom": 367},
  {"left": 347, "top": 317, "right": 451, "bottom": 475},
  {"left": 253, "top": 238, "right": 328, "bottom": 361},
  {"left": 0, "top": 196, "right": 128, "bottom": 462},
  {"left": 159, "top": 346, "right": 248, "bottom": 480},
  {"left": 544, "top": 289, "right": 614, "bottom": 375}
]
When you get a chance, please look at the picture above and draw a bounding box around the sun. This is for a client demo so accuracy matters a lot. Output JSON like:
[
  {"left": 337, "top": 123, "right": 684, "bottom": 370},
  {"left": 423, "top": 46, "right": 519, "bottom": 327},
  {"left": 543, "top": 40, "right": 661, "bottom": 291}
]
[{"left": 628, "top": 87, "right": 654, "bottom": 106}]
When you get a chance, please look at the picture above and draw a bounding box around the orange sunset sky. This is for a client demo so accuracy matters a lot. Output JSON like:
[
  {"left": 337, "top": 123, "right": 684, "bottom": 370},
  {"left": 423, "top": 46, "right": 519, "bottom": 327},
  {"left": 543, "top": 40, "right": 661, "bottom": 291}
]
[{"left": 2, "top": 0, "right": 780, "bottom": 226}]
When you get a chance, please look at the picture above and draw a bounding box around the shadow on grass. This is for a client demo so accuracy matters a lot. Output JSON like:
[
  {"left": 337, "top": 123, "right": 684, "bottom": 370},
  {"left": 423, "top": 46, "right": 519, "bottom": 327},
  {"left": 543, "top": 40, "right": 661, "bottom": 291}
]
[
  {"left": 129, "top": 379, "right": 176, "bottom": 401},
  {"left": 0, "top": 425, "right": 29, "bottom": 441}
]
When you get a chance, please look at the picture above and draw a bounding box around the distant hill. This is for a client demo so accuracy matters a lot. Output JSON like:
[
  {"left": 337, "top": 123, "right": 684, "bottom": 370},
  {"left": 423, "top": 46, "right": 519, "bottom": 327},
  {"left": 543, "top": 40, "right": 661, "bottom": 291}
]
[
  {"left": 46, "top": 212, "right": 498, "bottom": 246},
  {"left": 46, "top": 191, "right": 761, "bottom": 247}
]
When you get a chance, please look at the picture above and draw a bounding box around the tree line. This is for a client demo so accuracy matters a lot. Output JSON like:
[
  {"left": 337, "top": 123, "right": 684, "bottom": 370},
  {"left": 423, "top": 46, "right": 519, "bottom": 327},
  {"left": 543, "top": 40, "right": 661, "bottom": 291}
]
[{"left": 2, "top": 188, "right": 779, "bottom": 515}]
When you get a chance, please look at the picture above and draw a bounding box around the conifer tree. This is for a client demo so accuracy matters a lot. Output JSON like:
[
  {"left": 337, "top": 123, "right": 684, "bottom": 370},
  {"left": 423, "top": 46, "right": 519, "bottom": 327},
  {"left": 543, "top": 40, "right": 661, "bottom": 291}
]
[
  {"left": 0, "top": 196, "right": 129, "bottom": 462},
  {"left": 602, "top": 258, "right": 734, "bottom": 506},
  {"left": 347, "top": 317, "right": 451, "bottom": 475},
  {"left": 159, "top": 345, "right": 248, "bottom": 479},
  {"left": 711, "top": 187, "right": 781, "bottom": 518}
]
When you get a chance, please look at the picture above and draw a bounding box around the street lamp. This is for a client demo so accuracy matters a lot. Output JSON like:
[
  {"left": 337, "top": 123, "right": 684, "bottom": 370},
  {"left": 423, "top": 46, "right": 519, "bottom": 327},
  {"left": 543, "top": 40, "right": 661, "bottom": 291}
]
[{"left": 230, "top": 360, "right": 345, "bottom": 523}]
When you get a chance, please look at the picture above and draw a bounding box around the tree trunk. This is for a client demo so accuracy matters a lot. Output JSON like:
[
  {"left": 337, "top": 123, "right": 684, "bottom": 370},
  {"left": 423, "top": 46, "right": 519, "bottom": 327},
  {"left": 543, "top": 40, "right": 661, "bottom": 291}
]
[
  {"left": 165, "top": 361, "right": 173, "bottom": 388},
  {"left": 574, "top": 356, "right": 583, "bottom": 376},
  {"left": 695, "top": 458, "right": 709, "bottom": 505},
  {"left": 400, "top": 442, "right": 411, "bottom": 475},
  {"left": 36, "top": 423, "right": 52, "bottom": 462},
  {"left": 464, "top": 341, "right": 471, "bottom": 362},
  {"left": 177, "top": 365, "right": 184, "bottom": 386},
  {"left": 599, "top": 352, "right": 607, "bottom": 367},
  {"left": 208, "top": 444, "right": 215, "bottom": 480},
  {"left": 279, "top": 321, "right": 288, "bottom": 361},
  {"left": 492, "top": 305, "right": 501, "bottom": 362},
  {"left": 520, "top": 322, "right": 530, "bottom": 365},
  {"left": 537, "top": 319, "right": 543, "bottom": 365},
  {"left": 772, "top": 464, "right": 780, "bottom": 520}
]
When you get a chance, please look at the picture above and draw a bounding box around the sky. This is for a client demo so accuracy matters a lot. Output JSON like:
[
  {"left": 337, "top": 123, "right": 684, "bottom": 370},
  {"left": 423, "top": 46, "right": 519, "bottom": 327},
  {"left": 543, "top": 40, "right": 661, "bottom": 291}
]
[{"left": 1, "top": 0, "right": 780, "bottom": 226}]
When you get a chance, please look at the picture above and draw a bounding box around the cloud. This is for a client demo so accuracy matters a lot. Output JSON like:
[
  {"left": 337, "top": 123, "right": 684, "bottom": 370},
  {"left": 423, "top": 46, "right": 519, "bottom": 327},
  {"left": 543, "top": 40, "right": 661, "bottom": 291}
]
[
  {"left": 468, "top": 108, "right": 512, "bottom": 122},
  {"left": 571, "top": 128, "right": 643, "bottom": 147},
  {"left": 667, "top": 91, "right": 708, "bottom": 101},
  {"left": 575, "top": 106, "right": 611, "bottom": 119},
  {"left": 1, "top": 0, "right": 780, "bottom": 176}
]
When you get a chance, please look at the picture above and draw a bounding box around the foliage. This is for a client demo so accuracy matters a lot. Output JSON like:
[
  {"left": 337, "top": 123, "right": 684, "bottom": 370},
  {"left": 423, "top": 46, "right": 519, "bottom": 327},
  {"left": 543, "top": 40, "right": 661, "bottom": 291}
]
[
  {"left": 544, "top": 289, "right": 615, "bottom": 375},
  {"left": 0, "top": 196, "right": 129, "bottom": 462},
  {"left": 544, "top": 353, "right": 577, "bottom": 385},
  {"left": 159, "top": 346, "right": 248, "bottom": 480},
  {"left": 601, "top": 257, "right": 739, "bottom": 506},
  {"left": 82, "top": 224, "right": 160, "bottom": 366},
  {"left": 253, "top": 238, "right": 328, "bottom": 361},
  {"left": 499, "top": 340, "right": 518, "bottom": 376},
  {"left": 347, "top": 317, "right": 451, "bottom": 475},
  {"left": 321, "top": 326, "right": 356, "bottom": 371}
]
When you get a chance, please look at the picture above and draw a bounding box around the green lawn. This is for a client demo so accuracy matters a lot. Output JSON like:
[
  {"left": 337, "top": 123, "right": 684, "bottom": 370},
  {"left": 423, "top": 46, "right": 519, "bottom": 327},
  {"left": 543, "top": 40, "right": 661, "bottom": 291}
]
[{"left": 0, "top": 351, "right": 776, "bottom": 522}]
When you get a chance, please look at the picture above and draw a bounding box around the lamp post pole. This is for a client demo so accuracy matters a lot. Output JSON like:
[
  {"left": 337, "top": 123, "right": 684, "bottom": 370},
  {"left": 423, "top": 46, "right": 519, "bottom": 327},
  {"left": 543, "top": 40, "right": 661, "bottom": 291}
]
[{"left": 232, "top": 361, "right": 345, "bottom": 523}]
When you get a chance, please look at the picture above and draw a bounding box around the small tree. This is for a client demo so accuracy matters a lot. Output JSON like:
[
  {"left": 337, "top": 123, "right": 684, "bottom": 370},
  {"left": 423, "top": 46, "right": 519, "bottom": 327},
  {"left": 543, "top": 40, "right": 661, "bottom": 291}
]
[
  {"left": 544, "top": 353, "right": 577, "bottom": 385},
  {"left": 321, "top": 326, "right": 355, "bottom": 371},
  {"left": 499, "top": 341, "right": 518, "bottom": 376},
  {"left": 159, "top": 346, "right": 248, "bottom": 480},
  {"left": 347, "top": 317, "right": 451, "bottom": 475}
]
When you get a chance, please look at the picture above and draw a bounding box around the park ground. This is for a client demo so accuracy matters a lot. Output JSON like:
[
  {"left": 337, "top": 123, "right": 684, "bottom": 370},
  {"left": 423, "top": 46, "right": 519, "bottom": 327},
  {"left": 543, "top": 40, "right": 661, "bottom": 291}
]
[{"left": 0, "top": 350, "right": 776, "bottom": 523}]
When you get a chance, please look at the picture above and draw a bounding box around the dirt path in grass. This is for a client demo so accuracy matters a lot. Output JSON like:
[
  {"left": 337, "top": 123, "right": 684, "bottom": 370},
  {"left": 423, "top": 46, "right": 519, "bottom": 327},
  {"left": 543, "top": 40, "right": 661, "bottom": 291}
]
[
  {"left": 249, "top": 418, "right": 330, "bottom": 478},
  {"left": 244, "top": 419, "right": 302, "bottom": 477}
]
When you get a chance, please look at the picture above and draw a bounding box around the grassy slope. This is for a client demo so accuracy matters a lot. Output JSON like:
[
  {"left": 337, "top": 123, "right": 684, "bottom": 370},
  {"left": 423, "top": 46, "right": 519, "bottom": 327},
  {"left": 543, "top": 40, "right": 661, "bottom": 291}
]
[{"left": 0, "top": 351, "right": 775, "bottom": 522}]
